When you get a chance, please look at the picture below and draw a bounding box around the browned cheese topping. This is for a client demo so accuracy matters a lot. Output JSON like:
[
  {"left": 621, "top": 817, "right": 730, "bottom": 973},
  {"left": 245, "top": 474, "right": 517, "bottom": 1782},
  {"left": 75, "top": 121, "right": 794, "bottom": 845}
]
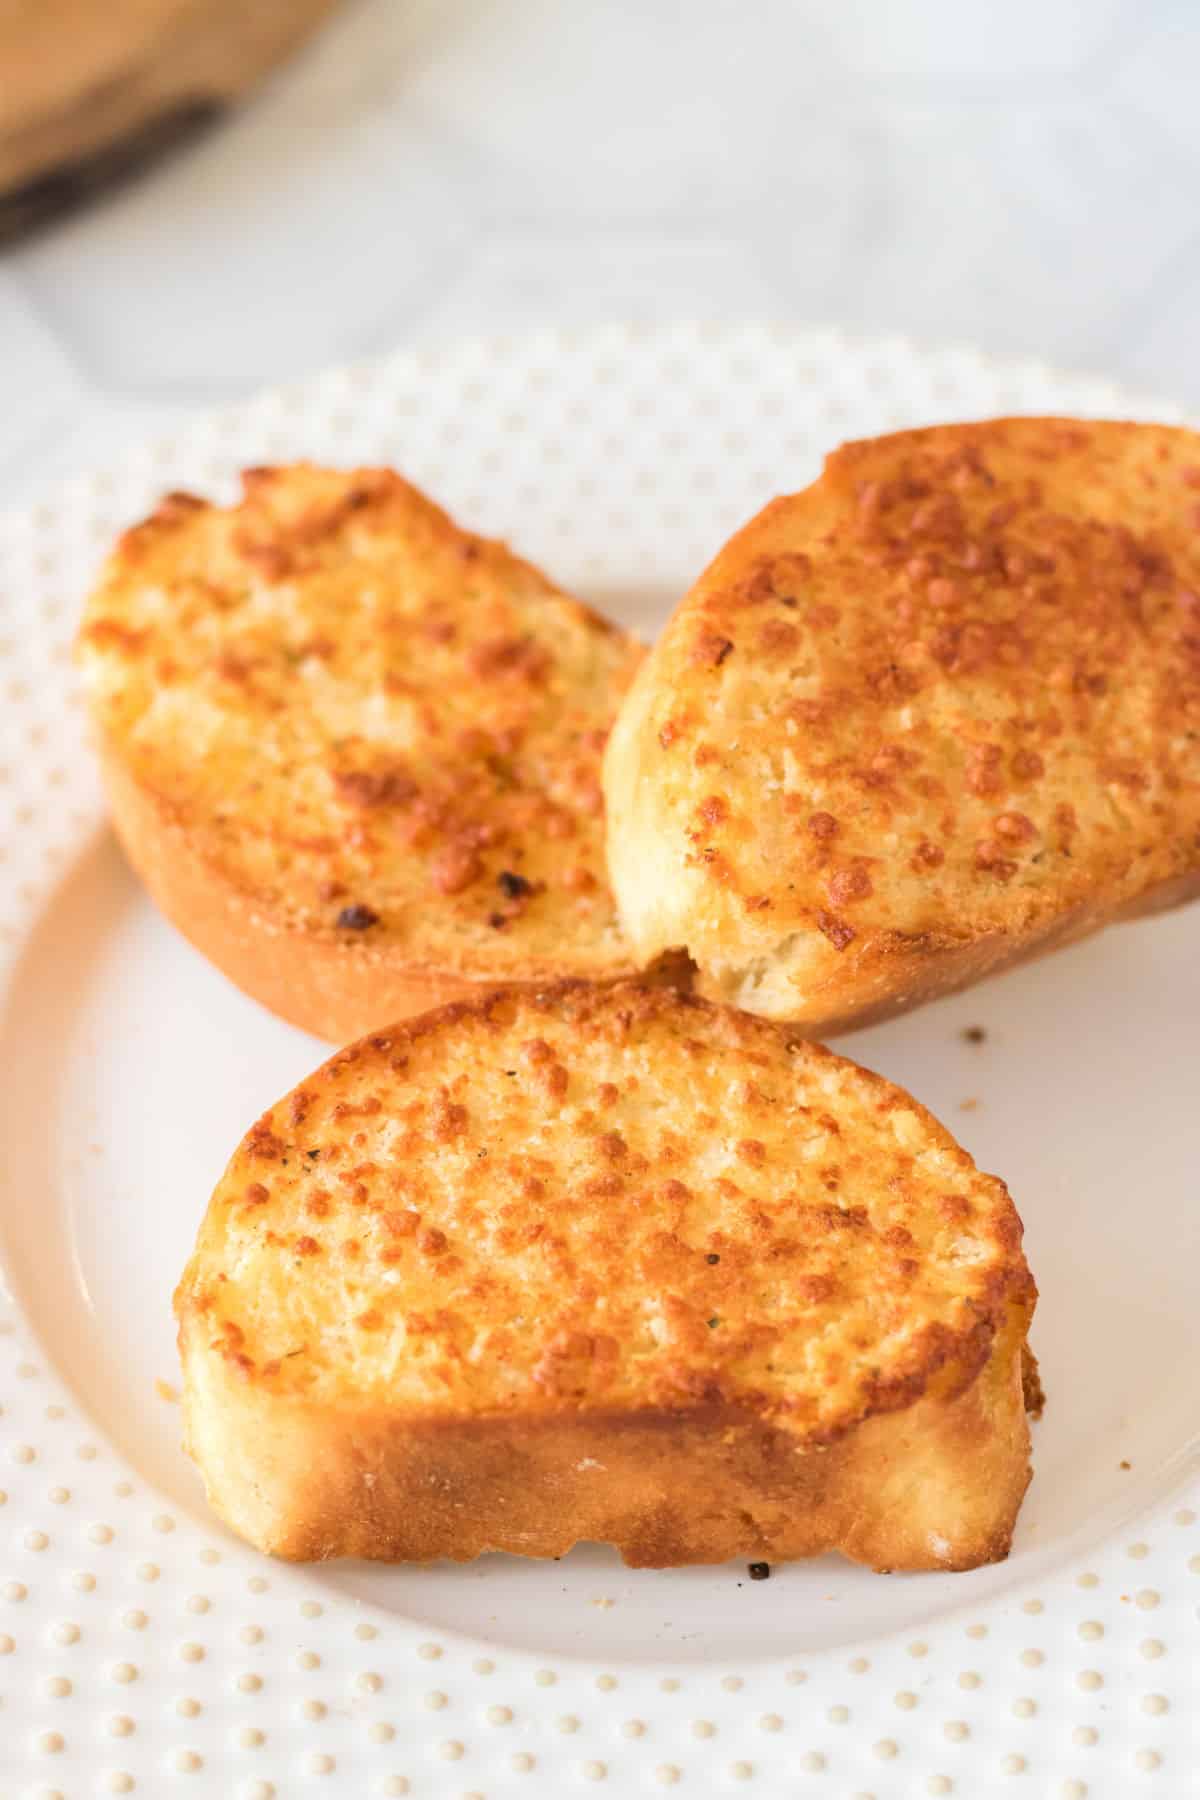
[
  {"left": 608, "top": 420, "right": 1200, "bottom": 1012},
  {"left": 178, "top": 983, "right": 1033, "bottom": 1442},
  {"left": 78, "top": 465, "right": 643, "bottom": 976}
]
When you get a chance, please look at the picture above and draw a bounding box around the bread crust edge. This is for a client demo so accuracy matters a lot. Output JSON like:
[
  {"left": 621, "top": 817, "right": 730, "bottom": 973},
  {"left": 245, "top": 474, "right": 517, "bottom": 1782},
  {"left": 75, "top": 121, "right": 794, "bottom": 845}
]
[
  {"left": 96, "top": 742, "right": 638, "bottom": 1041},
  {"left": 697, "top": 869, "right": 1200, "bottom": 1031},
  {"left": 177, "top": 1297, "right": 1034, "bottom": 1572}
]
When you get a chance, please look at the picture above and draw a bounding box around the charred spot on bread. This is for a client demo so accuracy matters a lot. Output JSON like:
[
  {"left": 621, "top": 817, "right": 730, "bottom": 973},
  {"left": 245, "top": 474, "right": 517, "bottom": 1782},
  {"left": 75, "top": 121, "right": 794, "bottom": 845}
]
[{"left": 336, "top": 904, "right": 379, "bottom": 931}]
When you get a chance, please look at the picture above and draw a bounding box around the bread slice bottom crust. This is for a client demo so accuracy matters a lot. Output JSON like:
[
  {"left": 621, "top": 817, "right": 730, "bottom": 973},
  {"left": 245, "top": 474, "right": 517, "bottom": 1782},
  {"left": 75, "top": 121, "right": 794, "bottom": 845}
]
[
  {"left": 691, "top": 864, "right": 1200, "bottom": 1034},
  {"left": 179, "top": 1300, "right": 1033, "bottom": 1573}
]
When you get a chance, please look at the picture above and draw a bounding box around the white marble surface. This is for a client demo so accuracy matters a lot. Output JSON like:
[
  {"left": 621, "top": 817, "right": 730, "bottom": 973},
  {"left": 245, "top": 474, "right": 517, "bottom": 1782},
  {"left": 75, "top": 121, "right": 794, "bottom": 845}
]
[{"left": 2, "top": 0, "right": 1199, "bottom": 503}]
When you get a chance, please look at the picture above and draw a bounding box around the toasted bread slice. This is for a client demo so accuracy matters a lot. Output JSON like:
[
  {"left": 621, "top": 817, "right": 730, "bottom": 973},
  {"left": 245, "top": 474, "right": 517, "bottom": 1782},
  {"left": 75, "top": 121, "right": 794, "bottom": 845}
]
[
  {"left": 175, "top": 981, "right": 1037, "bottom": 1571},
  {"left": 604, "top": 419, "right": 1200, "bottom": 1029},
  {"left": 76, "top": 466, "right": 644, "bottom": 1040}
]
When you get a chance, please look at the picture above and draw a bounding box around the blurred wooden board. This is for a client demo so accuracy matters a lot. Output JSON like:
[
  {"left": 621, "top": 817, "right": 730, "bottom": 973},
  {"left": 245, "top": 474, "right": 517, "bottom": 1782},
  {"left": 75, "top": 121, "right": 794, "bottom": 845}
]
[{"left": 0, "top": 0, "right": 338, "bottom": 207}]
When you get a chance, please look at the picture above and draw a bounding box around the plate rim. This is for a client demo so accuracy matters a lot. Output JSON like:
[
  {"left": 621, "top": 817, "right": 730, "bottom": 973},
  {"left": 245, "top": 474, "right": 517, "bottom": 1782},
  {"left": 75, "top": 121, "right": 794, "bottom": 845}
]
[{"left": 0, "top": 321, "right": 1195, "bottom": 1797}]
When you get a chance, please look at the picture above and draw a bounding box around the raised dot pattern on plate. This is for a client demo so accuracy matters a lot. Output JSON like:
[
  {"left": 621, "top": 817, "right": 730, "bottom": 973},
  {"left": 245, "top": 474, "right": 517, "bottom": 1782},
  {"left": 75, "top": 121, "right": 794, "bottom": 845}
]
[{"left": 0, "top": 327, "right": 1194, "bottom": 1798}]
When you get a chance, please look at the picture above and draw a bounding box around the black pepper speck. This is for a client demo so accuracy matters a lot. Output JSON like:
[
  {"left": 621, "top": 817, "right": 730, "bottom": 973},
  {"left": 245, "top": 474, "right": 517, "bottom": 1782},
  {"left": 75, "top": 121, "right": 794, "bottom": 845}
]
[
  {"left": 337, "top": 903, "right": 379, "bottom": 931},
  {"left": 498, "top": 870, "right": 533, "bottom": 899}
]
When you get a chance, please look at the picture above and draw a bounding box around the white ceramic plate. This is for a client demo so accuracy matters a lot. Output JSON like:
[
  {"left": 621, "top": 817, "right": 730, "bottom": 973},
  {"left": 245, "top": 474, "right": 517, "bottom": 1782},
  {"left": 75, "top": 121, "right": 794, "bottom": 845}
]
[{"left": 0, "top": 325, "right": 1196, "bottom": 1800}]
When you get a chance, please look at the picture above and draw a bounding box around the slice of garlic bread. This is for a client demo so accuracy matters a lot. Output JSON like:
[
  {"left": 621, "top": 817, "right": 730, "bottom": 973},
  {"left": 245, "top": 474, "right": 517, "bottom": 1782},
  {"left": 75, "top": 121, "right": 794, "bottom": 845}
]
[
  {"left": 604, "top": 419, "right": 1200, "bottom": 1029},
  {"left": 77, "top": 466, "right": 644, "bottom": 1040},
  {"left": 175, "top": 981, "right": 1037, "bottom": 1571}
]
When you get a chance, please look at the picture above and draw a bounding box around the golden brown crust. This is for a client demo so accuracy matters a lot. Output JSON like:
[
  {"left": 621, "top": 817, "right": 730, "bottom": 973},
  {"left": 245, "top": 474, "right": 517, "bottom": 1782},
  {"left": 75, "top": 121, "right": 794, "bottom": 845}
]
[
  {"left": 77, "top": 466, "right": 644, "bottom": 1041},
  {"left": 604, "top": 419, "right": 1200, "bottom": 1026},
  {"left": 176, "top": 980, "right": 1036, "bottom": 1569},
  {"left": 180, "top": 1322, "right": 1032, "bottom": 1570}
]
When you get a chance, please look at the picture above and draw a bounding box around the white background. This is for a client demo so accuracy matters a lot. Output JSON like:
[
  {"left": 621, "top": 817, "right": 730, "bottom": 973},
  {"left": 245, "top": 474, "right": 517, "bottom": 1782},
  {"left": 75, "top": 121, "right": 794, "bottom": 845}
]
[{"left": 2, "top": 0, "right": 1198, "bottom": 502}]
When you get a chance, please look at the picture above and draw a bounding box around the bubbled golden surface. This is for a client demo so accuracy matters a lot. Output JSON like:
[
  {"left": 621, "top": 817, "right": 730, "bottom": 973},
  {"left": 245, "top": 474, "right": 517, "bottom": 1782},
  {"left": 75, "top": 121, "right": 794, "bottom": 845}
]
[
  {"left": 77, "top": 465, "right": 643, "bottom": 1027},
  {"left": 177, "top": 981, "right": 1032, "bottom": 1440},
  {"left": 604, "top": 419, "right": 1200, "bottom": 1026}
]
